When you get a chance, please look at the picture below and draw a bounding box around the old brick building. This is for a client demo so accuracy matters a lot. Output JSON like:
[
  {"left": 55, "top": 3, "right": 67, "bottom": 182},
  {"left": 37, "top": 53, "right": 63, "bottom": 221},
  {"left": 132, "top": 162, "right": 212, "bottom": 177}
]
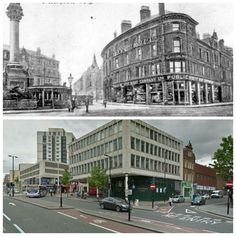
[
  {"left": 101, "top": 3, "right": 233, "bottom": 105},
  {"left": 182, "top": 141, "right": 195, "bottom": 198},
  {"left": 194, "top": 163, "right": 216, "bottom": 194}
]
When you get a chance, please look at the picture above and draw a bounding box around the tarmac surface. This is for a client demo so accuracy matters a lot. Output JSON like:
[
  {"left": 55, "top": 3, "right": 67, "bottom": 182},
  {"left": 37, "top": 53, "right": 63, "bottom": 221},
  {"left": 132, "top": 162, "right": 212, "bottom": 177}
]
[{"left": 8, "top": 194, "right": 233, "bottom": 233}]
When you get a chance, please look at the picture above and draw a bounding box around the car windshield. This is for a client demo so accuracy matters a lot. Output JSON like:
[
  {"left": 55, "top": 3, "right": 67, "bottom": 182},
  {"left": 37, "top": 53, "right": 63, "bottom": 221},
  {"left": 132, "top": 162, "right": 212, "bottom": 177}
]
[
  {"left": 195, "top": 196, "right": 201, "bottom": 200},
  {"left": 113, "top": 197, "right": 127, "bottom": 203},
  {"left": 28, "top": 189, "right": 38, "bottom": 193}
]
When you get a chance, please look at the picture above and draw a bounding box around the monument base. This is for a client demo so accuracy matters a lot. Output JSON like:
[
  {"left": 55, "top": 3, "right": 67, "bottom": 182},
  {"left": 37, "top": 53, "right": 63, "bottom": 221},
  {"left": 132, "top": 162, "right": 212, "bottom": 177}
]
[{"left": 3, "top": 62, "right": 34, "bottom": 90}]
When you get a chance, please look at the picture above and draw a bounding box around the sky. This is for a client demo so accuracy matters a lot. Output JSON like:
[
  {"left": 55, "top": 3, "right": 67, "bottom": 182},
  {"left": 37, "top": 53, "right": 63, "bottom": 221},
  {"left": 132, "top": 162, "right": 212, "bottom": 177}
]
[
  {"left": 3, "top": 119, "right": 233, "bottom": 175},
  {"left": 2, "top": 0, "right": 234, "bottom": 85}
]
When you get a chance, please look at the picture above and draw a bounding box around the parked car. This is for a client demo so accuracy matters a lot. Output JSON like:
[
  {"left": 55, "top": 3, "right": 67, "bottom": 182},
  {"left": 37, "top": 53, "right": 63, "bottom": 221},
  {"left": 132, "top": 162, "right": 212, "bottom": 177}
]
[
  {"left": 203, "top": 193, "right": 211, "bottom": 199},
  {"left": 172, "top": 195, "right": 185, "bottom": 203},
  {"left": 211, "top": 190, "right": 223, "bottom": 198},
  {"left": 14, "top": 188, "right": 20, "bottom": 194},
  {"left": 191, "top": 195, "right": 206, "bottom": 205},
  {"left": 99, "top": 197, "right": 130, "bottom": 212},
  {"left": 26, "top": 189, "right": 45, "bottom": 198}
]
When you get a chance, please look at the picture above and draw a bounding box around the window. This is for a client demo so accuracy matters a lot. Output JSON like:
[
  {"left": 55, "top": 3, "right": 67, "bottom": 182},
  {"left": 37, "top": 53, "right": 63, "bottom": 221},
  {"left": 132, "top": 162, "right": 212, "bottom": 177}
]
[
  {"left": 151, "top": 28, "right": 156, "bottom": 38},
  {"left": 136, "top": 155, "right": 140, "bottom": 168},
  {"left": 175, "top": 61, "right": 181, "bottom": 72},
  {"left": 131, "top": 154, "right": 135, "bottom": 167},
  {"left": 115, "top": 58, "right": 119, "bottom": 68},
  {"left": 156, "top": 64, "right": 160, "bottom": 74},
  {"left": 141, "top": 141, "right": 145, "bottom": 152},
  {"left": 136, "top": 139, "right": 140, "bottom": 151},
  {"left": 152, "top": 44, "right": 157, "bottom": 56},
  {"left": 138, "top": 48, "right": 142, "bottom": 60},
  {"left": 151, "top": 64, "right": 156, "bottom": 75},
  {"left": 169, "top": 61, "right": 185, "bottom": 73},
  {"left": 131, "top": 137, "right": 135, "bottom": 149},
  {"left": 173, "top": 39, "right": 181, "bottom": 53},
  {"left": 126, "top": 54, "right": 129, "bottom": 64},
  {"left": 118, "top": 137, "right": 122, "bottom": 149},
  {"left": 172, "top": 22, "right": 180, "bottom": 31}
]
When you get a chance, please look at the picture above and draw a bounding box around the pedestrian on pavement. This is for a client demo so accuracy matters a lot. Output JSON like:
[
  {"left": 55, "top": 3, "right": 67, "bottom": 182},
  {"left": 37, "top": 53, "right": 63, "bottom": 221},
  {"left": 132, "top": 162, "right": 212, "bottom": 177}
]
[
  {"left": 103, "top": 99, "right": 107, "bottom": 108},
  {"left": 85, "top": 97, "right": 89, "bottom": 113},
  {"left": 168, "top": 196, "right": 172, "bottom": 206},
  {"left": 67, "top": 98, "right": 72, "bottom": 112},
  {"left": 71, "top": 98, "right": 76, "bottom": 112}
]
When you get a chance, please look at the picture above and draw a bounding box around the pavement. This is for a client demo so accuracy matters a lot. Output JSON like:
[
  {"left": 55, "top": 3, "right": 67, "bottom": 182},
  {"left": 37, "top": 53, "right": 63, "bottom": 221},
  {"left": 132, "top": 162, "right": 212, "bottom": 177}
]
[{"left": 3, "top": 101, "right": 233, "bottom": 116}]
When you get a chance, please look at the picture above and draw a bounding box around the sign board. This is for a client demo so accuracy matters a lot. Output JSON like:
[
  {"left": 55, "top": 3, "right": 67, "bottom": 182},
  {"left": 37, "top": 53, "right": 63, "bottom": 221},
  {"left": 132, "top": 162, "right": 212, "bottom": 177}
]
[
  {"left": 126, "top": 189, "right": 133, "bottom": 196},
  {"left": 150, "top": 183, "right": 156, "bottom": 190}
]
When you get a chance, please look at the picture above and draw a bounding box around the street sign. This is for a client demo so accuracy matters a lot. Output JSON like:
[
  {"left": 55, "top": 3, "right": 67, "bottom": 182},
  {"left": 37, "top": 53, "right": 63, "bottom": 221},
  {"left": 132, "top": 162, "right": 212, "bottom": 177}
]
[
  {"left": 226, "top": 181, "right": 233, "bottom": 188},
  {"left": 126, "top": 189, "right": 133, "bottom": 196},
  {"left": 150, "top": 183, "right": 156, "bottom": 190}
]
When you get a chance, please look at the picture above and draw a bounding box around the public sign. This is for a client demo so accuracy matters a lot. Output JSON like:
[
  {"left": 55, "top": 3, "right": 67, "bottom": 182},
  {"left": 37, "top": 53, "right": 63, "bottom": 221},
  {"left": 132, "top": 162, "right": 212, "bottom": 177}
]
[
  {"left": 226, "top": 181, "right": 233, "bottom": 188},
  {"left": 150, "top": 183, "right": 156, "bottom": 190}
]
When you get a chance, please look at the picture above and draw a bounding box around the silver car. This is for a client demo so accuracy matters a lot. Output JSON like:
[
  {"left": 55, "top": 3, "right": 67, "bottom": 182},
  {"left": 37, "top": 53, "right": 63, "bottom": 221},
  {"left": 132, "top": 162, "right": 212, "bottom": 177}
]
[
  {"left": 172, "top": 195, "right": 185, "bottom": 203},
  {"left": 26, "top": 189, "right": 42, "bottom": 198}
]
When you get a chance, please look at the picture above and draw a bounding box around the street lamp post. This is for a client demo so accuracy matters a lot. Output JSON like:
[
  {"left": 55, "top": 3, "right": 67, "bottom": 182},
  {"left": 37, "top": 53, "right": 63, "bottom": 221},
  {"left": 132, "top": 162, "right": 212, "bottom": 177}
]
[
  {"left": 8, "top": 155, "right": 18, "bottom": 197},
  {"left": 163, "top": 150, "right": 167, "bottom": 203},
  {"left": 104, "top": 154, "right": 112, "bottom": 197},
  {"left": 68, "top": 73, "right": 74, "bottom": 89}
]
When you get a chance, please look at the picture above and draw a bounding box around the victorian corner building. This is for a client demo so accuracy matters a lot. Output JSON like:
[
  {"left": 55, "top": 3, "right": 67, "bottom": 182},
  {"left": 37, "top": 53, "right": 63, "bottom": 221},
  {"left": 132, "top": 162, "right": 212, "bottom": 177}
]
[
  {"left": 69, "top": 120, "right": 183, "bottom": 201},
  {"left": 102, "top": 3, "right": 233, "bottom": 105}
]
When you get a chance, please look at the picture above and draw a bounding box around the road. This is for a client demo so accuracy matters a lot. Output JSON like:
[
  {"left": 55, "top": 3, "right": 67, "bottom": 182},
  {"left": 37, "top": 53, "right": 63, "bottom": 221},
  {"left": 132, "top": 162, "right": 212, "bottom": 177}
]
[
  {"left": 3, "top": 195, "right": 232, "bottom": 233},
  {"left": 4, "top": 102, "right": 233, "bottom": 116},
  {"left": 3, "top": 196, "right": 152, "bottom": 233}
]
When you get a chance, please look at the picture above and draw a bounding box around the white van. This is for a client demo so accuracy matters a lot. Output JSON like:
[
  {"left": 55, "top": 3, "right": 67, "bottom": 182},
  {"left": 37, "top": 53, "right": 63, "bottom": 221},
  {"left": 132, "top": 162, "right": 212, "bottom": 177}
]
[{"left": 211, "top": 190, "right": 223, "bottom": 198}]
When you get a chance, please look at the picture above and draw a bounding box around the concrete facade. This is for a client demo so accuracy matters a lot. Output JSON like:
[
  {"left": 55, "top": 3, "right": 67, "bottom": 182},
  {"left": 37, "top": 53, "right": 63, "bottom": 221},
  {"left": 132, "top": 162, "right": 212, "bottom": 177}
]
[
  {"left": 69, "top": 120, "right": 183, "bottom": 200},
  {"left": 37, "top": 128, "right": 76, "bottom": 164},
  {"left": 19, "top": 160, "right": 68, "bottom": 188},
  {"left": 101, "top": 3, "right": 233, "bottom": 105}
]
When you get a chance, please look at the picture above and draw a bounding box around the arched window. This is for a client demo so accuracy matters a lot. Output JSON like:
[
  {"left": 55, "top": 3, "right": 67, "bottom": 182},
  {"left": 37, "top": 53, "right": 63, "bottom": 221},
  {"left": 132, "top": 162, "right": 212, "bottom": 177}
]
[{"left": 173, "top": 38, "right": 181, "bottom": 53}]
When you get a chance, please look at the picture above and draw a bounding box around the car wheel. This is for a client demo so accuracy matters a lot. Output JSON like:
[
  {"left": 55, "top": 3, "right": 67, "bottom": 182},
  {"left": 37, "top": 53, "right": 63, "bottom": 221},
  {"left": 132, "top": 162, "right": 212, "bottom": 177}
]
[
  {"left": 100, "top": 203, "right": 105, "bottom": 209},
  {"left": 116, "top": 206, "right": 121, "bottom": 212}
]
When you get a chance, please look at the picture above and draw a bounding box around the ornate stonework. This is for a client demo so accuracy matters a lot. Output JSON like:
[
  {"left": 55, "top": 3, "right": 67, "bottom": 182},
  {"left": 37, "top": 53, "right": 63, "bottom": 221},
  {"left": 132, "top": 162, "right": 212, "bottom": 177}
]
[{"left": 6, "top": 3, "right": 24, "bottom": 22}]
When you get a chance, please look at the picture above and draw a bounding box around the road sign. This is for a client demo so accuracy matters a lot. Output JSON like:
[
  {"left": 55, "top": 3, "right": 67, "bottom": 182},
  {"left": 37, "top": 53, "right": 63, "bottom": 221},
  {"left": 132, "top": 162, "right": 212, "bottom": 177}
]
[
  {"left": 150, "top": 183, "right": 156, "bottom": 190},
  {"left": 226, "top": 181, "right": 233, "bottom": 188}
]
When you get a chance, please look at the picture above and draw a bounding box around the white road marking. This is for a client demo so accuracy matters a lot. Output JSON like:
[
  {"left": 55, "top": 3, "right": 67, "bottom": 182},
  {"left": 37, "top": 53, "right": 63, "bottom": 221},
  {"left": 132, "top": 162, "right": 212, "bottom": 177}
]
[
  {"left": 226, "top": 220, "right": 233, "bottom": 224},
  {"left": 93, "top": 219, "right": 107, "bottom": 224},
  {"left": 13, "top": 224, "right": 25, "bottom": 233},
  {"left": 168, "top": 206, "right": 174, "bottom": 213},
  {"left": 202, "top": 229, "right": 216, "bottom": 233},
  {"left": 9, "top": 202, "right": 16, "bottom": 206},
  {"left": 3, "top": 213, "right": 11, "bottom": 221},
  {"left": 185, "top": 209, "right": 197, "bottom": 214},
  {"left": 140, "top": 219, "right": 151, "bottom": 223},
  {"left": 79, "top": 214, "right": 87, "bottom": 218},
  {"left": 89, "top": 222, "right": 120, "bottom": 233},
  {"left": 57, "top": 212, "right": 77, "bottom": 220}
]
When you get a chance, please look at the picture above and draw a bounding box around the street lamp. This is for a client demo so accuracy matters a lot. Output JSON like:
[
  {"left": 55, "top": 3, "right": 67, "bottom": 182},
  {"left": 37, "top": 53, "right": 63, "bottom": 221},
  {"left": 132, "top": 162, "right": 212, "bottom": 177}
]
[
  {"left": 8, "top": 155, "right": 18, "bottom": 197},
  {"left": 163, "top": 150, "right": 167, "bottom": 203},
  {"left": 68, "top": 73, "right": 74, "bottom": 89},
  {"left": 104, "top": 154, "right": 112, "bottom": 197}
]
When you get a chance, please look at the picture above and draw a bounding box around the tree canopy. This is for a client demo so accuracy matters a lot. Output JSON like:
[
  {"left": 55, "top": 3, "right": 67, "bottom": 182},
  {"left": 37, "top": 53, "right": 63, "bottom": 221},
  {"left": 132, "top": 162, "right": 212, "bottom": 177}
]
[
  {"left": 61, "top": 168, "right": 71, "bottom": 186},
  {"left": 211, "top": 135, "right": 233, "bottom": 181},
  {"left": 88, "top": 166, "right": 108, "bottom": 189}
]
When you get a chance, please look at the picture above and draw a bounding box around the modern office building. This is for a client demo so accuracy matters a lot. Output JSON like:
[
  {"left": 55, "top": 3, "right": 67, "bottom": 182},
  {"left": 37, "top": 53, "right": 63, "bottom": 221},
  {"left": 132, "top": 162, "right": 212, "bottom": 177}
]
[
  {"left": 182, "top": 141, "right": 195, "bottom": 198},
  {"left": 19, "top": 160, "right": 68, "bottom": 189},
  {"left": 101, "top": 3, "right": 233, "bottom": 105},
  {"left": 69, "top": 120, "right": 183, "bottom": 201},
  {"left": 37, "top": 128, "right": 76, "bottom": 164}
]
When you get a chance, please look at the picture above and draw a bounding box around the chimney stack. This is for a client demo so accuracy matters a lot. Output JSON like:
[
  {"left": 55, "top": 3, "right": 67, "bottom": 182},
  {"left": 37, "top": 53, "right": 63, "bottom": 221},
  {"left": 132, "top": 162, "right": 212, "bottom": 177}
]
[
  {"left": 121, "top": 20, "right": 132, "bottom": 33},
  {"left": 140, "top": 6, "right": 151, "bottom": 22},
  {"left": 114, "top": 31, "right": 117, "bottom": 38},
  {"left": 159, "top": 3, "right": 165, "bottom": 16}
]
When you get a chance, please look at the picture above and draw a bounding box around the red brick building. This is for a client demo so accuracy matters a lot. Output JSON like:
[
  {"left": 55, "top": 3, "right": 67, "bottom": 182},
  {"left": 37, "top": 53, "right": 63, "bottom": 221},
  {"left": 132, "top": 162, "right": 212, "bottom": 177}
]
[{"left": 194, "top": 163, "right": 216, "bottom": 194}]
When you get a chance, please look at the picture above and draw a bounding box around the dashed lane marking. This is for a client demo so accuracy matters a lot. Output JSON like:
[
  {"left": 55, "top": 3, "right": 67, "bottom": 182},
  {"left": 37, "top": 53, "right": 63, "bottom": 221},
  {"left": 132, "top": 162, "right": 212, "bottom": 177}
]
[
  {"left": 89, "top": 222, "right": 120, "bottom": 233},
  {"left": 3, "top": 213, "right": 11, "bottom": 221},
  {"left": 79, "top": 214, "right": 87, "bottom": 218},
  {"left": 57, "top": 212, "right": 78, "bottom": 220},
  {"left": 13, "top": 224, "right": 25, "bottom": 233},
  {"left": 92, "top": 219, "right": 107, "bottom": 224}
]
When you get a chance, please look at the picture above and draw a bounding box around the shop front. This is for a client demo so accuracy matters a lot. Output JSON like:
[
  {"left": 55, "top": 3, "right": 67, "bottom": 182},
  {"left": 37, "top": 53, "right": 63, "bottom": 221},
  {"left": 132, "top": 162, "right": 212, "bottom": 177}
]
[{"left": 181, "top": 181, "right": 193, "bottom": 198}]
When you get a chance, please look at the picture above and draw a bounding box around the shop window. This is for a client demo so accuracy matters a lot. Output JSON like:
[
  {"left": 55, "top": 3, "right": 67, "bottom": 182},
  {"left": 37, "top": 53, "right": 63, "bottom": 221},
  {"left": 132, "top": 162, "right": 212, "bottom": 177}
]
[{"left": 173, "top": 38, "right": 181, "bottom": 53}]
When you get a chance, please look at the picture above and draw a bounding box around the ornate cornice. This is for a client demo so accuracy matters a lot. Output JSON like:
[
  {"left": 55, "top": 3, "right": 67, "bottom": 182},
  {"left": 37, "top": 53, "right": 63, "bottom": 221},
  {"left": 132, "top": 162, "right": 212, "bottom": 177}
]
[{"left": 6, "top": 3, "right": 24, "bottom": 22}]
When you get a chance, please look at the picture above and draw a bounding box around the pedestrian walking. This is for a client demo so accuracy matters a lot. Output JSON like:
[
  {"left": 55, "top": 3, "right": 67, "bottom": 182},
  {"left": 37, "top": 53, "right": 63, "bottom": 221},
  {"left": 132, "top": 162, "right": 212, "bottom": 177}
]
[
  {"left": 71, "top": 98, "right": 76, "bottom": 112},
  {"left": 67, "top": 98, "right": 72, "bottom": 112},
  {"left": 103, "top": 99, "right": 107, "bottom": 108},
  {"left": 168, "top": 196, "right": 172, "bottom": 206}
]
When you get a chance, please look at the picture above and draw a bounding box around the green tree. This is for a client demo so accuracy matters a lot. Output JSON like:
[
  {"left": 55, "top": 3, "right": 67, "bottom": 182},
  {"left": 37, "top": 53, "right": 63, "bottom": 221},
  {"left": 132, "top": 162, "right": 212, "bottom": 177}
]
[
  {"left": 88, "top": 166, "right": 108, "bottom": 198},
  {"left": 211, "top": 135, "right": 233, "bottom": 181},
  {"left": 61, "top": 168, "right": 71, "bottom": 185}
]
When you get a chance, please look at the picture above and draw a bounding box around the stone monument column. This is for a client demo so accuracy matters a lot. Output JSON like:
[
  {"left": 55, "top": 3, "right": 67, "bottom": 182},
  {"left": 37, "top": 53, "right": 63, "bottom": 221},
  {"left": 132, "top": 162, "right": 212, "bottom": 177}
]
[{"left": 6, "top": 3, "right": 24, "bottom": 63}]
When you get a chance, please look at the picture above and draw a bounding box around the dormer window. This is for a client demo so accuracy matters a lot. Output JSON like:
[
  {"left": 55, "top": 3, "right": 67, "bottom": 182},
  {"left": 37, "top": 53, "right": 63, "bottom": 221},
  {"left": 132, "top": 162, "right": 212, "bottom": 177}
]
[{"left": 172, "top": 22, "right": 180, "bottom": 31}]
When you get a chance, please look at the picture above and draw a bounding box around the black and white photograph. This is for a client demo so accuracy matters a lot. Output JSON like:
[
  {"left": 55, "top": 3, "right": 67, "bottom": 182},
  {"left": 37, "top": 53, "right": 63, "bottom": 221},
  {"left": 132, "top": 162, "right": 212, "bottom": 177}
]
[
  {"left": 2, "top": 1, "right": 233, "bottom": 116},
  {"left": 2, "top": 119, "right": 233, "bottom": 233}
]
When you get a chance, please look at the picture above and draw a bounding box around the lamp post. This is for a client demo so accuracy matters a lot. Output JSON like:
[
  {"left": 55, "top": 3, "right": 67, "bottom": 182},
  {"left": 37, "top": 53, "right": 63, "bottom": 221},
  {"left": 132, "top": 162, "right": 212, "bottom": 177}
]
[
  {"left": 104, "top": 154, "right": 112, "bottom": 197},
  {"left": 68, "top": 73, "right": 74, "bottom": 89},
  {"left": 163, "top": 150, "right": 167, "bottom": 202},
  {"left": 8, "top": 155, "right": 18, "bottom": 197}
]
